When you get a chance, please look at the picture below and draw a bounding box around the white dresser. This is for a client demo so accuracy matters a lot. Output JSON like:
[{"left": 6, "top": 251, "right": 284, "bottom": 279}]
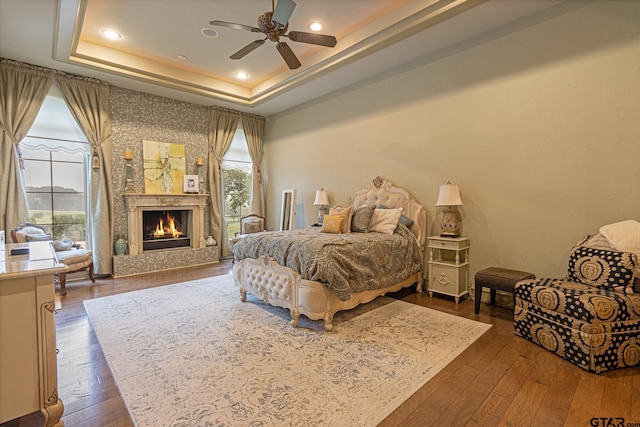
[{"left": 0, "top": 241, "right": 67, "bottom": 426}]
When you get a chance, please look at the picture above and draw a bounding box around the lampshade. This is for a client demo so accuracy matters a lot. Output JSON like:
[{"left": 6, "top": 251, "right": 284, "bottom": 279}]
[
  {"left": 435, "top": 182, "right": 463, "bottom": 207},
  {"left": 313, "top": 189, "right": 329, "bottom": 206}
]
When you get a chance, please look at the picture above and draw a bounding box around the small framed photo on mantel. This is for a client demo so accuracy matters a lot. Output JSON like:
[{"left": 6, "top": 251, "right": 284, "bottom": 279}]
[{"left": 183, "top": 175, "right": 199, "bottom": 193}]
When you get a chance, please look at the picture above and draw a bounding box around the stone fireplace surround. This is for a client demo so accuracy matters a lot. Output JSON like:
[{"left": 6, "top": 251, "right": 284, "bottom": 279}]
[
  {"left": 112, "top": 193, "right": 218, "bottom": 277},
  {"left": 125, "top": 193, "right": 208, "bottom": 254}
]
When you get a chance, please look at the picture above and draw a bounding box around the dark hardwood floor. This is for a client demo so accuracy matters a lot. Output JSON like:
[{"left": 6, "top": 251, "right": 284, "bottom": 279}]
[{"left": 3, "top": 260, "right": 640, "bottom": 426}]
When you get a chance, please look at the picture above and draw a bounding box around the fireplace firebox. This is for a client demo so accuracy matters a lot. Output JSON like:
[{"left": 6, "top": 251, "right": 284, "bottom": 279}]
[
  {"left": 124, "top": 194, "right": 208, "bottom": 255},
  {"left": 142, "top": 210, "right": 191, "bottom": 251}
]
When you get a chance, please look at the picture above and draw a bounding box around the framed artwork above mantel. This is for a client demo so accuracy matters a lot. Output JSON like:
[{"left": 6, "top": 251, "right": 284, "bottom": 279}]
[{"left": 142, "top": 140, "right": 186, "bottom": 194}]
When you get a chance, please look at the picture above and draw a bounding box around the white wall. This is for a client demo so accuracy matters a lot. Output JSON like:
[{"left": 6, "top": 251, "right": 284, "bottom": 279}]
[{"left": 263, "top": 1, "right": 640, "bottom": 281}]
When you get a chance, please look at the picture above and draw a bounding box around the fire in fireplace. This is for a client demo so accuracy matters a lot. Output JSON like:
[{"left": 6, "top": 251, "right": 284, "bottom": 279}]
[{"left": 142, "top": 210, "right": 191, "bottom": 251}]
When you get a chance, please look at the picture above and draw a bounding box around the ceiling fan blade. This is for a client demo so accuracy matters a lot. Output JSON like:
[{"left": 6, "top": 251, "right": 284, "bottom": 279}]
[
  {"left": 276, "top": 42, "right": 301, "bottom": 69},
  {"left": 272, "top": 0, "right": 296, "bottom": 27},
  {"left": 286, "top": 31, "right": 337, "bottom": 48},
  {"left": 230, "top": 39, "right": 266, "bottom": 60},
  {"left": 209, "top": 20, "right": 261, "bottom": 33}
]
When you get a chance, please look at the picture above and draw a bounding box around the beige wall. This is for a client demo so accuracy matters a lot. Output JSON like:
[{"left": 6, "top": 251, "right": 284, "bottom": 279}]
[{"left": 263, "top": 1, "right": 640, "bottom": 281}]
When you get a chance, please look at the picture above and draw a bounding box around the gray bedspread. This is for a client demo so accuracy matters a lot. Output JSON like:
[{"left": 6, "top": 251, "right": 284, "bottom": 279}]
[{"left": 231, "top": 225, "right": 422, "bottom": 301}]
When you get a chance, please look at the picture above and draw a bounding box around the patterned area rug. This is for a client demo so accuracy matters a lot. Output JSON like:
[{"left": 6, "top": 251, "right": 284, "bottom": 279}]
[{"left": 83, "top": 275, "right": 491, "bottom": 426}]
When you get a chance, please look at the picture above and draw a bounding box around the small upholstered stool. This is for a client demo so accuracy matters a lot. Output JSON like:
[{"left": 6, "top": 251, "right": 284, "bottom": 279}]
[
  {"left": 474, "top": 267, "right": 535, "bottom": 315},
  {"left": 55, "top": 248, "right": 94, "bottom": 296}
]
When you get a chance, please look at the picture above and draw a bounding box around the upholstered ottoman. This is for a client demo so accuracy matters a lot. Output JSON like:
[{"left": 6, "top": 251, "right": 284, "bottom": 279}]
[
  {"left": 55, "top": 248, "right": 94, "bottom": 296},
  {"left": 514, "top": 278, "right": 640, "bottom": 373},
  {"left": 474, "top": 267, "right": 535, "bottom": 314}
]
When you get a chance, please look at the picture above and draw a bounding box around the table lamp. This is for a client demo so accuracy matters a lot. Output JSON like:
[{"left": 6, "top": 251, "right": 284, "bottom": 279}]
[
  {"left": 435, "top": 181, "right": 463, "bottom": 237},
  {"left": 313, "top": 189, "right": 329, "bottom": 224}
]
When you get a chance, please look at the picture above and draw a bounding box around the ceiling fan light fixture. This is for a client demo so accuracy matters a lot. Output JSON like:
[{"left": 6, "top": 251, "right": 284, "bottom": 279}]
[
  {"left": 101, "top": 29, "right": 121, "bottom": 40},
  {"left": 209, "top": 0, "right": 336, "bottom": 70},
  {"left": 201, "top": 28, "right": 219, "bottom": 38},
  {"left": 308, "top": 22, "right": 323, "bottom": 32}
]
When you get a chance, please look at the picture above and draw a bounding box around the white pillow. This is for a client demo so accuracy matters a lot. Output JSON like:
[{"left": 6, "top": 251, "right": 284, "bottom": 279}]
[
  {"left": 52, "top": 240, "right": 73, "bottom": 251},
  {"left": 368, "top": 208, "right": 401, "bottom": 234},
  {"left": 599, "top": 220, "right": 640, "bottom": 257}
]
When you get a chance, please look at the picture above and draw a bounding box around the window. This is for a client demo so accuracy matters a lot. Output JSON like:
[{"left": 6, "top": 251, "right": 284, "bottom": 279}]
[
  {"left": 222, "top": 123, "right": 252, "bottom": 240},
  {"left": 21, "top": 85, "right": 91, "bottom": 246}
]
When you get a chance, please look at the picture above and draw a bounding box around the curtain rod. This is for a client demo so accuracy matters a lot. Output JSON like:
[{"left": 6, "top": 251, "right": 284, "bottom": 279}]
[
  {"left": 1, "top": 57, "right": 108, "bottom": 86},
  {"left": 210, "top": 105, "right": 265, "bottom": 121},
  {"left": 3, "top": 58, "right": 264, "bottom": 119}
]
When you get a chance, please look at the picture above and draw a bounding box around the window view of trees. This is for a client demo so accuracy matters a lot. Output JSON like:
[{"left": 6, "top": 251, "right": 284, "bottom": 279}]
[
  {"left": 224, "top": 168, "right": 250, "bottom": 216},
  {"left": 222, "top": 126, "right": 252, "bottom": 240},
  {"left": 21, "top": 147, "right": 88, "bottom": 243},
  {"left": 222, "top": 165, "right": 251, "bottom": 238}
]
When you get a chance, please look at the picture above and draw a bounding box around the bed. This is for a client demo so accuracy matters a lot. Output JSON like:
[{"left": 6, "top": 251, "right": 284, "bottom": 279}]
[{"left": 231, "top": 176, "right": 427, "bottom": 331}]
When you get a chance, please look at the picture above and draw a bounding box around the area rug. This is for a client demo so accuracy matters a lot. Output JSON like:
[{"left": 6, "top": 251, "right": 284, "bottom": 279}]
[{"left": 83, "top": 275, "right": 491, "bottom": 426}]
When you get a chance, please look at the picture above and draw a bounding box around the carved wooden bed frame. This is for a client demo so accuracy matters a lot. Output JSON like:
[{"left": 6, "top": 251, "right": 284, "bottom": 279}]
[{"left": 232, "top": 177, "right": 427, "bottom": 331}]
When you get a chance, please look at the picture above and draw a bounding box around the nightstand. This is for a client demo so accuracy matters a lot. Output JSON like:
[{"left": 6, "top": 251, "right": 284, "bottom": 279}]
[{"left": 427, "top": 236, "right": 470, "bottom": 303}]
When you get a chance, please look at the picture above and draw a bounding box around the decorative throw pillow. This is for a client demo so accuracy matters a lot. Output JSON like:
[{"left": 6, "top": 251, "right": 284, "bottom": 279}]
[
  {"left": 52, "top": 240, "right": 73, "bottom": 251},
  {"left": 377, "top": 204, "right": 414, "bottom": 228},
  {"left": 320, "top": 215, "right": 344, "bottom": 234},
  {"left": 578, "top": 233, "right": 640, "bottom": 294},
  {"left": 329, "top": 206, "right": 352, "bottom": 234},
  {"left": 369, "top": 208, "right": 402, "bottom": 234},
  {"left": 398, "top": 214, "right": 414, "bottom": 228},
  {"left": 25, "top": 233, "right": 52, "bottom": 242},
  {"left": 351, "top": 205, "right": 375, "bottom": 232},
  {"left": 583, "top": 233, "right": 615, "bottom": 250},
  {"left": 244, "top": 220, "right": 262, "bottom": 234},
  {"left": 600, "top": 220, "right": 640, "bottom": 256},
  {"left": 567, "top": 246, "right": 637, "bottom": 294}
]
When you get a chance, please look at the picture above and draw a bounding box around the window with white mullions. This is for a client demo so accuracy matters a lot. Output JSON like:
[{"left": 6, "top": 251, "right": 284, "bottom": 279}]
[
  {"left": 222, "top": 124, "right": 252, "bottom": 242},
  {"left": 21, "top": 84, "right": 92, "bottom": 247},
  {"left": 21, "top": 141, "right": 89, "bottom": 243}
]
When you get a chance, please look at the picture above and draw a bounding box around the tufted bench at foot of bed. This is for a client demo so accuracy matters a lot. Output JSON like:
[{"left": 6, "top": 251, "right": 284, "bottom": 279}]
[{"left": 233, "top": 255, "right": 422, "bottom": 332}]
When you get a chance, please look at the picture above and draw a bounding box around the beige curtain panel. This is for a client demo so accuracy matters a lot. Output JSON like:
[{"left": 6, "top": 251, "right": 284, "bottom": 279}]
[
  {"left": 0, "top": 59, "right": 53, "bottom": 236},
  {"left": 208, "top": 107, "right": 240, "bottom": 258},
  {"left": 242, "top": 115, "right": 266, "bottom": 218},
  {"left": 55, "top": 75, "right": 114, "bottom": 275}
]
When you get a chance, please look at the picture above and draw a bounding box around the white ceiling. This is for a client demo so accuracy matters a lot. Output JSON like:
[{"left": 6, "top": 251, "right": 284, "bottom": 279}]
[{"left": 0, "top": 0, "right": 566, "bottom": 117}]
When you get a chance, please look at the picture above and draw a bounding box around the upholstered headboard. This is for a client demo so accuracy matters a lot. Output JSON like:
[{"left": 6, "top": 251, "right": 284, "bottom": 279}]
[{"left": 349, "top": 176, "right": 427, "bottom": 250}]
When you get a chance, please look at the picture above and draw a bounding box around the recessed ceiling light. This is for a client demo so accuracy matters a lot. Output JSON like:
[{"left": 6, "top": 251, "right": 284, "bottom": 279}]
[
  {"left": 235, "top": 71, "right": 249, "bottom": 80},
  {"left": 177, "top": 55, "right": 187, "bottom": 61},
  {"left": 201, "top": 28, "right": 219, "bottom": 38},
  {"left": 101, "top": 29, "right": 121, "bottom": 40},
  {"left": 308, "top": 22, "right": 323, "bottom": 32}
]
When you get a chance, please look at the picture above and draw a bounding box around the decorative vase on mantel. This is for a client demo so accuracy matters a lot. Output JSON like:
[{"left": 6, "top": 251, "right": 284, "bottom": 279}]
[{"left": 114, "top": 237, "right": 127, "bottom": 255}]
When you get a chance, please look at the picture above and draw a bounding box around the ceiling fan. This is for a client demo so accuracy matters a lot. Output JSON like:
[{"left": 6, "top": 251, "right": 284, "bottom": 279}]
[{"left": 210, "top": 0, "right": 337, "bottom": 70}]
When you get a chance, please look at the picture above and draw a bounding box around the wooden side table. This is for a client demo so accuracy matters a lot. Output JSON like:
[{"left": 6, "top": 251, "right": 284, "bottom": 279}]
[{"left": 427, "top": 236, "right": 470, "bottom": 303}]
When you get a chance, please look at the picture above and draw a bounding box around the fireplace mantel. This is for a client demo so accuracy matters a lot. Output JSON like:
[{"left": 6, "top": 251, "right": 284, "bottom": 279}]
[{"left": 124, "top": 193, "right": 209, "bottom": 255}]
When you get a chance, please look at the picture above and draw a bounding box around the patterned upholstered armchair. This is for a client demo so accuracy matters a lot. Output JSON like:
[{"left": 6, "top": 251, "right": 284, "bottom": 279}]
[
  {"left": 239, "top": 214, "right": 265, "bottom": 235},
  {"left": 11, "top": 223, "right": 95, "bottom": 296},
  {"left": 230, "top": 214, "right": 265, "bottom": 247},
  {"left": 514, "top": 225, "right": 640, "bottom": 373}
]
